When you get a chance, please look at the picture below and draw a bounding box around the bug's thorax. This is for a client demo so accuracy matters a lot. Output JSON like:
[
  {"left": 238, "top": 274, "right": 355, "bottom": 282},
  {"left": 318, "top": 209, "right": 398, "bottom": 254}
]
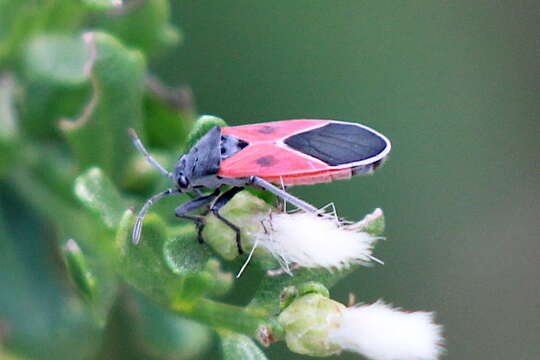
[{"left": 173, "top": 126, "right": 249, "bottom": 190}]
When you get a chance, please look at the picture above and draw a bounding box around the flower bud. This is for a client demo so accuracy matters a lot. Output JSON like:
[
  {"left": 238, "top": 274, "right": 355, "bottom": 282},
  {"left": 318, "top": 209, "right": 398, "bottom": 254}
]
[{"left": 278, "top": 292, "right": 345, "bottom": 357}]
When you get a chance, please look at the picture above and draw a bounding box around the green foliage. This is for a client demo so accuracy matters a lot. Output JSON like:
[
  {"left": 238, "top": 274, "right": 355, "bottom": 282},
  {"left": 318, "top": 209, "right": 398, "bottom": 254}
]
[
  {"left": 63, "top": 239, "right": 98, "bottom": 302},
  {"left": 100, "top": 0, "right": 181, "bottom": 56},
  {"left": 220, "top": 331, "right": 269, "bottom": 360},
  {"left": 0, "top": 74, "right": 19, "bottom": 176},
  {"left": 83, "top": 0, "right": 122, "bottom": 11},
  {"left": 24, "top": 34, "right": 89, "bottom": 85},
  {"left": 75, "top": 167, "right": 127, "bottom": 229},
  {"left": 0, "top": 2, "right": 387, "bottom": 359},
  {"left": 59, "top": 32, "right": 145, "bottom": 183}
]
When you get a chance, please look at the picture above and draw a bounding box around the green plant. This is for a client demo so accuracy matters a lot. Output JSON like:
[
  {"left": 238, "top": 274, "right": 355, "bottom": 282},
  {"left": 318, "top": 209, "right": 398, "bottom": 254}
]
[{"left": 0, "top": 2, "right": 442, "bottom": 359}]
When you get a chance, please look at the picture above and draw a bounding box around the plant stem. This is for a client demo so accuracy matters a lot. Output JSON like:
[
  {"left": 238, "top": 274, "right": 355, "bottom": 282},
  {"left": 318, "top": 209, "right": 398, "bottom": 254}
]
[{"left": 171, "top": 297, "right": 283, "bottom": 343}]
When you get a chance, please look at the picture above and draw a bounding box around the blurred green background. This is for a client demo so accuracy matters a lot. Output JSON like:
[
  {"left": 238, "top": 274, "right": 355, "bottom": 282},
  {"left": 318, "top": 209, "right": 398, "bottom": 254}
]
[{"left": 1, "top": 1, "right": 539, "bottom": 359}]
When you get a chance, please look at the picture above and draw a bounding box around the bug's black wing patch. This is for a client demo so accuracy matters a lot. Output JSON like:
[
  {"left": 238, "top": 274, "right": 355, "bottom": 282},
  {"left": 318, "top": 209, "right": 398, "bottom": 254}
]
[{"left": 284, "top": 123, "right": 387, "bottom": 166}]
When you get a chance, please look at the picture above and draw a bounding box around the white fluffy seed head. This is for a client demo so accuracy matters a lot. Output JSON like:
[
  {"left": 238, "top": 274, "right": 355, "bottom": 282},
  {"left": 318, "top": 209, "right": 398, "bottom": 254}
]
[
  {"left": 254, "top": 212, "right": 378, "bottom": 270},
  {"left": 329, "top": 301, "right": 444, "bottom": 360}
]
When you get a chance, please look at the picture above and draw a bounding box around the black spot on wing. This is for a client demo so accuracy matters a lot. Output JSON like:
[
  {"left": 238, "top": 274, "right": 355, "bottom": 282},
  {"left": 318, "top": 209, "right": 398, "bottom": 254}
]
[
  {"left": 257, "top": 125, "right": 275, "bottom": 134},
  {"left": 256, "top": 155, "right": 275, "bottom": 166},
  {"left": 284, "top": 123, "right": 387, "bottom": 166}
]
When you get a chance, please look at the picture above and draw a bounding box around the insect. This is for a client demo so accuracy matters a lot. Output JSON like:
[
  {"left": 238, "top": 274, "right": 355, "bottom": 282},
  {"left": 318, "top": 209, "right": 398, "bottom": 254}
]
[{"left": 129, "top": 119, "right": 391, "bottom": 254}]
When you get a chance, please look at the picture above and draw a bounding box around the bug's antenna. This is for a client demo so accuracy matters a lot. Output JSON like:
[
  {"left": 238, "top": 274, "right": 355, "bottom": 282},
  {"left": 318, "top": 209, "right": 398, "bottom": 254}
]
[
  {"left": 133, "top": 189, "right": 181, "bottom": 244},
  {"left": 128, "top": 128, "right": 174, "bottom": 179}
]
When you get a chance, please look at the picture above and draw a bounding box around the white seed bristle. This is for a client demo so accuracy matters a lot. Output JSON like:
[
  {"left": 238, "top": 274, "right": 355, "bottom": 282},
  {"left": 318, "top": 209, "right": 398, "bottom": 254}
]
[
  {"left": 255, "top": 212, "right": 378, "bottom": 270},
  {"left": 329, "top": 301, "right": 444, "bottom": 360}
]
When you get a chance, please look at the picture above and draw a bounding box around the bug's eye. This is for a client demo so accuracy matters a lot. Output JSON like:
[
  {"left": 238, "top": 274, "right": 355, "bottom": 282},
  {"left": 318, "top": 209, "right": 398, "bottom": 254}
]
[{"left": 177, "top": 176, "right": 189, "bottom": 188}]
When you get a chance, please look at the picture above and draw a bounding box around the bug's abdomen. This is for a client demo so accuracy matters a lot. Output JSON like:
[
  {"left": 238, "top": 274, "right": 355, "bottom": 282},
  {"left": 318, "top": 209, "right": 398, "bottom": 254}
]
[{"left": 263, "top": 168, "right": 353, "bottom": 186}]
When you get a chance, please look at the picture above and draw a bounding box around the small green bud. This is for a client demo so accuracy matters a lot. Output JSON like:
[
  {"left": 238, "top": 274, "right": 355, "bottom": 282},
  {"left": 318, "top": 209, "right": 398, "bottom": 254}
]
[
  {"left": 203, "top": 191, "right": 271, "bottom": 260},
  {"left": 280, "top": 282, "right": 329, "bottom": 312},
  {"left": 278, "top": 293, "right": 345, "bottom": 357},
  {"left": 185, "top": 115, "right": 228, "bottom": 151},
  {"left": 297, "top": 282, "right": 330, "bottom": 298},
  {"left": 279, "top": 286, "right": 299, "bottom": 311}
]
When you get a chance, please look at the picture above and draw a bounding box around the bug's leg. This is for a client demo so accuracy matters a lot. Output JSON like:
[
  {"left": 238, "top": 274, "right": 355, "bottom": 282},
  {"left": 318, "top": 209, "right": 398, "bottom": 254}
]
[
  {"left": 128, "top": 129, "right": 173, "bottom": 179},
  {"left": 249, "top": 176, "right": 319, "bottom": 214},
  {"left": 175, "top": 189, "right": 220, "bottom": 243},
  {"left": 133, "top": 189, "right": 182, "bottom": 244},
  {"left": 210, "top": 187, "right": 245, "bottom": 255},
  {"left": 275, "top": 177, "right": 288, "bottom": 212}
]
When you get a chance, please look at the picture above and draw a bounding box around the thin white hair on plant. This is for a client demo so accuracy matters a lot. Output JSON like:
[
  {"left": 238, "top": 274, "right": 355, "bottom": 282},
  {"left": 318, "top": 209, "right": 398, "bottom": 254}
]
[
  {"left": 329, "top": 300, "right": 444, "bottom": 360},
  {"left": 253, "top": 209, "right": 380, "bottom": 272}
]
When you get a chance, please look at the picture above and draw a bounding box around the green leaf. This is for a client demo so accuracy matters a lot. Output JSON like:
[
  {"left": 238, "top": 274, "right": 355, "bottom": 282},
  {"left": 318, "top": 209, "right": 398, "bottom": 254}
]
[
  {"left": 184, "top": 115, "right": 228, "bottom": 152},
  {"left": 63, "top": 239, "right": 97, "bottom": 302},
  {"left": 181, "top": 259, "right": 234, "bottom": 301},
  {"left": 60, "top": 32, "right": 145, "bottom": 183},
  {"left": 102, "top": 0, "right": 180, "bottom": 56},
  {"left": 118, "top": 210, "right": 233, "bottom": 303},
  {"left": 199, "top": 258, "right": 234, "bottom": 298},
  {"left": 118, "top": 212, "right": 186, "bottom": 304},
  {"left": 25, "top": 144, "right": 79, "bottom": 205},
  {"left": 143, "top": 81, "right": 195, "bottom": 149},
  {"left": 0, "top": 193, "right": 101, "bottom": 360},
  {"left": 0, "top": 73, "right": 19, "bottom": 177},
  {"left": 133, "top": 294, "right": 212, "bottom": 360},
  {"left": 116, "top": 211, "right": 279, "bottom": 342},
  {"left": 24, "top": 34, "right": 89, "bottom": 85},
  {"left": 64, "top": 237, "right": 119, "bottom": 326},
  {"left": 20, "top": 78, "right": 90, "bottom": 140},
  {"left": 0, "top": 1, "right": 86, "bottom": 66},
  {"left": 0, "top": 74, "right": 18, "bottom": 139},
  {"left": 121, "top": 148, "right": 175, "bottom": 192},
  {"left": 84, "top": 0, "right": 122, "bottom": 11},
  {"left": 163, "top": 225, "right": 233, "bottom": 300},
  {"left": 163, "top": 225, "right": 211, "bottom": 274},
  {"left": 74, "top": 167, "right": 126, "bottom": 229},
  {"left": 219, "top": 331, "right": 269, "bottom": 360}
]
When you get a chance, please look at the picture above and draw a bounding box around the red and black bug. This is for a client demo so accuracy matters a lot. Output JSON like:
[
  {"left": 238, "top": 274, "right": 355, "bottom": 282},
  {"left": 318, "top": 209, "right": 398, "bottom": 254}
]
[{"left": 129, "top": 119, "right": 391, "bottom": 254}]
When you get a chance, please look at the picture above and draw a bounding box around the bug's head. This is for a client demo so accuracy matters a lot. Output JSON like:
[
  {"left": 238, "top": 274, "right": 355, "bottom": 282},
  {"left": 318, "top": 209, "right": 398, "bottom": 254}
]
[
  {"left": 173, "top": 155, "right": 191, "bottom": 190},
  {"left": 172, "top": 127, "right": 223, "bottom": 191}
]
